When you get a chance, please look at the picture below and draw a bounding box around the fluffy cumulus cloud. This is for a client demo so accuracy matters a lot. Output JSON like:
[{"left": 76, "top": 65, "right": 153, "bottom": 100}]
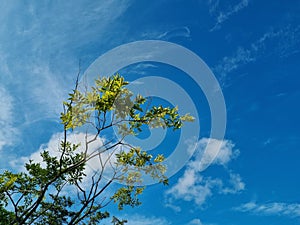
[
  {"left": 9, "top": 130, "right": 127, "bottom": 199},
  {"left": 10, "top": 131, "right": 110, "bottom": 177},
  {"left": 234, "top": 202, "right": 300, "bottom": 218},
  {"left": 165, "top": 138, "right": 244, "bottom": 209},
  {"left": 165, "top": 169, "right": 221, "bottom": 206},
  {"left": 188, "top": 138, "right": 240, "bottom": 171}
]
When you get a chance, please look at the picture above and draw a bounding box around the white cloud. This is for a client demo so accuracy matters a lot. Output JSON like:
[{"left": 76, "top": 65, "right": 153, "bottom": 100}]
[
  {"left": 207, "top": 0, "right": 219, "bottom": 15},
  {"left": 0, "top": 86, "right": 18, "bottom": 152},
  {"left": 0, "top": 0, "right": 137, "bottom": 172},
  {"left": 165, "top": 169, "right": 222, "bottom": 207},
  {"left": 27, "top": 64, "right": 71, "bottom": 121},
  {"left": 189, "top": 138, "right": 240, "bottom": 172},
  {"left": 141, "top": 26, "right": 191, "bottom": 41},
  {"left": 0, "top": 53, "right": 11, "bottom": 79},
  {"left": 121, "top": 62, "right": 158, "bottom": 76},
  {"left": 10, "top": 132, "right": 110, "bottom": 176},
  {"left": 164, "top": 203, "right": 182, "bottom": 213},
  {"left": 9, "top": 130, "right": 125, "bottom": 202},
  {"left": 234, "top": 202, "right": 300, "bottom": 218},
  {"left": 186, "top": 218, "right": 217, "bottom": 225},
  {"left": 187, "top": 218, "right": 203, "bottom": 225},
  {"left": 221, "top": 172, "right": 245, "bottom": 194},
  {"left": 122, "top": 214, "right": 171, "bottom": 225},
  {"left": 214, "top": 25, "right": 300, "bottom": 82},
  {"left": 165, "top": 138, "right": 243, "bottom": 209},
  {"left": 0, "top": 0, "right": 133, "bottom": 125},
  {"left": 213, "top": 47, "right": 255, "bottom": 81},
  {"left": 209, "top": 0, "right": 249, "bottom": 31}
]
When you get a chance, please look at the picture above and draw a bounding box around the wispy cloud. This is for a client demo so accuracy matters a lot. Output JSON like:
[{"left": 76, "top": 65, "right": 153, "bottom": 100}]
[
  {"left": 0, "top": 86, "right": 19, "bottom": 152},
  {"left": 0, "top": 53, "right": 11, "bottom": 79},
  {"left": 27, "top": 64, "right": 74, "bottom": 121},
  {"left": 214, "top": 25, "right": 300, "bottom": 85},
  {"left": 221, "top": 172, "right": 245, "bottom": 194},
  {"left": 187, "top": 218, "right": 203, "bottom": 225},
  {"left": 186, "top": 218, "right": 216, "bottom": 225},
  {"left": 0, "top": 1, "right": 133, "bottom": 158},
  {"left": 208, "top": 0, "right": 249, "bottom": 31},
  {"left": 122, "top": 214, "right": 171, "bottom": 225},
  {"left": 207, "top": 0, "right": 220, "bottom": 15},
  {"left": 120, "top": 62, "right": 158, "bottom": 76},
  {"left": 234, "top": 202, "right": 300, "bottom": 218},
  {"left": 214, "top": 47, "right": 255, "bottom": 80},
  {"left": 0, "top": 0, "right": 133, "bottom": 115},
  {"left": 165, "top": 138, "right": 244, "bottom": 210},
  {"left": 141, "top": 26, "right": 191, "bottom": 40}
]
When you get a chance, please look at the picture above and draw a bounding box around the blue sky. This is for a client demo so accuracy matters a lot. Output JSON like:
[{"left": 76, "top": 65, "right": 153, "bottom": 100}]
[{"left": 0, "top": 1, "right": 299, "bottom": 225}]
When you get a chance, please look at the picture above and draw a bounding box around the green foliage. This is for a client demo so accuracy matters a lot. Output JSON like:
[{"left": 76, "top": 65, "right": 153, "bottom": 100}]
[
  {"left": 112, "top": 186, "right": 145, "bottom": 210},
  {"left": 0, "top": 74, "right": 193, "bottom": 224}
]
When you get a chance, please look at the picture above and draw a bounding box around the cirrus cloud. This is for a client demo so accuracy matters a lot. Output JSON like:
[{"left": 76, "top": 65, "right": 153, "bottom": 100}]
[
  {"left": 234, "top": 201, "right": 300, "bottom": 218},
  {"left": 0, "top": 86, "right": 19, "bottom": 152}
]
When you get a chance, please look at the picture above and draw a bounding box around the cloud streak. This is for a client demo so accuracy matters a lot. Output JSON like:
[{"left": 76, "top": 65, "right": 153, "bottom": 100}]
[
  {"left": 186, "top": 218, "right": 203, "bottom": 225},
  {"left": 0, "top": 0, "right": 133, "bottom": 119},
  {"left": 0, "top": 86, "right": 19, "bottom": 152},
  {"left": 209, "top": 0, "right": 249, "bottom": 31},
  {"left": 234, "top": 202, "right": 300, "bottom": 218},
  {"left": 141, "top": 26, "right": 191, "bottom": 41},
  {"left": 0, "top": 1, "right": 133, "bottom": 161},
  {"left": 123, "top": 214, "right": 171, "bottom": 225},
  {"left": 213, "top": 25, "right": 300, "bottom": 85}
]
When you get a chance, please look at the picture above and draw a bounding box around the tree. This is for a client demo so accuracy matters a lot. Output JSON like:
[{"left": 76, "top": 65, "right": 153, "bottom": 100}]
[{"left": 0, "top": 74, "right": 193, "bottom": 224}]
